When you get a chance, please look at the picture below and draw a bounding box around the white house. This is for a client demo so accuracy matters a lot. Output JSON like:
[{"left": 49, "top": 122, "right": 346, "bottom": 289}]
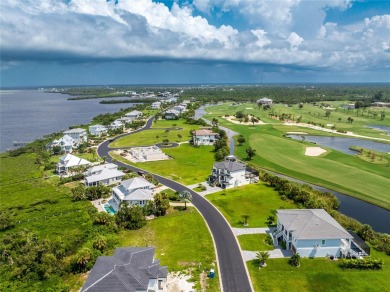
[
  {"left": 125, "top": 110, "right": 143, "bottom": 120},
  {"left": 192, "top": 129, "right": 219, "bottom": 146},
  {"left": 164, "top": 110, "right": 180, "bottom": 120},
  {"left": 274, "top": 209, "right": 366, "bottom": 258},
  {"left": 257, "top": 98, "right": 273, "bottom": 106},
  {"left": 209, "top": 156, "right": 257, "bottom": 189},
  {"left": 56, "top": 153, "right": 91, "bottom": 174},
  {"left": 84, "top": 163, "right": 125, "bottom": 186},
  {"left": 89, "top": 124, "right": 108, "bottom": 137},
  {"left": 111, "top": 177, "right": 154, "bottom": 210},
  {"left": 63, "top": 128, "right": 88, "bottom": 144},
  {"left": 109, "top": 119, "right": 124, "bottom": 130},
  {"left": 47, "top": 134, "right": 75, "bottom": 153},
  {"left": 172, "top": 105, "right": 185, "bottom": 114},
  {"left": 81, "top": 247, "right": 167, "bottom": 292},
  {"left": 151, "top": 101, "right": 161, "bottom": 109}
]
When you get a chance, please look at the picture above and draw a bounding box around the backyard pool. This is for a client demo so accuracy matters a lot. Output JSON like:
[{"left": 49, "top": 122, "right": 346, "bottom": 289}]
[{"left": 103, "top": 204, "right": 116, "bottom": 215}]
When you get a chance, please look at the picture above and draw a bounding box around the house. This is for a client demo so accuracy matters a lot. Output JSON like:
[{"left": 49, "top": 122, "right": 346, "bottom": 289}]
[
  {"left": 111, "top": 177, "right": 155, "bottom": 210},
  {"left": 125, "top": 110, "right": 143, "bottom": 120},
  {"left": 81, "top": 247, "right": 167, "bottom": 292},
  {"left": 63, "top": 128, "right": 88, "bottom": 144},
  {"left": 164, "top": 110, "right": 179, "bottom": 120},
  {"left": 89, "top": 124, "right": 108, "bottom": 137},
  {"left": 109, "top": 119, "right": 124, "bottom": 130},
  {"left": 209, "top": 156, "right": 258, "bottom": 189},
  {"left": 274, "top": 209, "right": 368, "bottom": 258},
  {"left": 151, "top": 101, "right": 161, "bottom": 109},
  {"left": 171, "top": 105, "right": 185, "bottom": 114},
  {"left": 192, "top": 129, "right": 219, "bottom": 146},
  {"left": 47, "top": 134, "right": 75, "bottom": 153},
  {"left": 56, "top": 153, "right": 91, "bottom": 174},
  {"left": 84, "top": 163, "right": 125, "bottom": 186},
  {"left": 257, "top": 98, "right": 273, "bottom": 106}
]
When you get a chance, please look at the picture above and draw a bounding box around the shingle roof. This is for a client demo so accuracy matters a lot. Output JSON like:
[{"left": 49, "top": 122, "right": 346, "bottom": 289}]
[
  {"left": 58, "top": 153, "right": 91, "bottom": 168},
  {"left": 85, "top": 168, "right": 125, "bottom": 184},
  {"left": 123, "top": 189, "right": 153, "bottom": 201},
  {"left": 277, "top": 209, "right": 353, "bottom": 240},
  {"left": 213, "top": 160, "right": 246, "bottom": 172},
  {"left": 121, "top": 177, "right": 154, "bottom": 191},
  {"left": 193, "top": 129, "right": 218, "bottom": 136},
  {"left": 82, "top": 247, "right": 167, "bottom": 292}
]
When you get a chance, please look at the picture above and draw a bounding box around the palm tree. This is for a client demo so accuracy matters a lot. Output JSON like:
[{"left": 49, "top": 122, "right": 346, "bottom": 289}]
[
  {"left": 242, "top": 214, "right": 250, "bottom": 226},
  {"left": 156, "top": 135, "right": 160, "bottom": 142},
  {"left": 256, "top": 251, "right": 270, "bottom": 267},
  {"left": 179, "top": 190, "right": 192, "bottom": 210}
]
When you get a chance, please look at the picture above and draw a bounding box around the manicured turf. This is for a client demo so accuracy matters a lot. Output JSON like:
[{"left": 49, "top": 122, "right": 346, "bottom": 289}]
[
  {"left": 205, "top": 183, "right": 297, "bottom": 228},
  {"left": 111, "top": 143, "right": 215, "bottom": 185},
  {"left": 204, "top": 103, "right": 390, "bottom": 210},
  {"left": 247, "top": 247, "right": 390, "bottom": 291},
  {"left": 237, "top": 234, "right": 274, "bottom": 251},
  {"left": 110, "top": 119, "right": 197, "bottom": 147},
  {"left": 118, "top": 207, "right": 220, "bottom": 291}
]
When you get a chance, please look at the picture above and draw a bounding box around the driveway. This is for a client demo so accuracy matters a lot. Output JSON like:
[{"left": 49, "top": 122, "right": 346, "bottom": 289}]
[{"left": 97, "top": 117, "right": 253, "bottom": 292}]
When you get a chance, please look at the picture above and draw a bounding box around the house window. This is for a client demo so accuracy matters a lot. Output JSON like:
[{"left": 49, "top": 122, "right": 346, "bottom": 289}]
[
  {"left": 321, "top": 240, "right": 326, "bottom": 245},
  {"left": 158, "top": 280, "right": 164, "bottom": 289}
]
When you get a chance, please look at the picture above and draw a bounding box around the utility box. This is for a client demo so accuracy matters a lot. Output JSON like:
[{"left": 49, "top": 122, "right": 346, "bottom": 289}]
[{"left": 209, "top": 269, "right": 215, "bottom": 278}]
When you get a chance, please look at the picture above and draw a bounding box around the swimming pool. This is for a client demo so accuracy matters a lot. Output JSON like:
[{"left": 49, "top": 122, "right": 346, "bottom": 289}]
[{"left": 103, "top": 204, "right": 116, "bottom": 215}]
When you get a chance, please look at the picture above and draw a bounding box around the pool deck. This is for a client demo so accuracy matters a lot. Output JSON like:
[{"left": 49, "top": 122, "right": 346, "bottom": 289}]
[{"left": 91, "top": 198, "right": 108, "bottom": 213}]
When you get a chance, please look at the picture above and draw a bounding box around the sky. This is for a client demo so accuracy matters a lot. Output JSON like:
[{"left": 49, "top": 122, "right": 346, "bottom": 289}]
[{"left": 1, "top": 0, "right": 390, "bottom": 87}]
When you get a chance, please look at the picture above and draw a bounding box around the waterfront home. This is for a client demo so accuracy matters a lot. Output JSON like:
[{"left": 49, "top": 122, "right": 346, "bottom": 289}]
[
  {"left": 257, "top": 97, "right": 273, "bottom": 106},
  {"left": 89, "top": 124, "right": 108, "bottom": 137},
  {"left": 56, "top": 153, "right": 91, "bottom": 175},
  {"left": 164, "top": 110, "right": 179, "bottom": 120},
  {"left": 47, "top": 134, "right": 75, "bottom": 153},
  {"left": 84, "top": 163, "right": 125, "bottom": 186},
  {"left": 125, "top": 110, "right": 143, "bottom": 120},
  {"left": 151, "top": 101, "right": 161, "bottom": 109},
  {"left": 111, "top": 177, "right": 155, "bottom": 210},
  {"left": 81, "top": 247, "right": 167, "bottom": 292},
  {"left": 192, "top": 129, "right": 219, "bottom": 146},
  {"left": 63, "top": 128, "right": 87, "bottom": 144},
  {"left": 274, "top": 209, "right": 368, "bottom": 258},
  {"left": 109, "top": 119, "right": 124, "bottom": 130},
  {"left": 209, "top": 156, "right": 258, "bottom": 189}
]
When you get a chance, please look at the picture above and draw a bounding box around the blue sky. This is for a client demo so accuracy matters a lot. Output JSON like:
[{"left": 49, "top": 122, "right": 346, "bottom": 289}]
[{"left": 1, "top": 0, "right": 389, "bottom": 87}]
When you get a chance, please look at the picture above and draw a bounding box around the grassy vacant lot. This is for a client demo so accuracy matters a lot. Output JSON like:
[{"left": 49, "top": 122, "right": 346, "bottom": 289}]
[
  {"left": 237, "top": 234, "right": 274, "bottom": 251},
  {"left": 111, "top": 119, "right": 197, "bottom": 147},
  {"left": 205, "top": 183, "right": 296, "bottom": 227},
  {"left": 111, "top": 143, "right": 215, "bottom": 185},
  {"left": 118, "top": 207, "right": 220, "bottom": 292},
  {"left": 0, "top": 153, "right": 92, "bottom": 238},
  {"left": 204, "top": 103, "right": 390, "bottom": 210},
  {"left": 248, "top": 248, "right": 390, "bottom": 291}
]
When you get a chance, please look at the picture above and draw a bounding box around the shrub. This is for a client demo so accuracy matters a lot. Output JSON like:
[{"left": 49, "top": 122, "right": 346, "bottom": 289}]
[
  {"left": 339, "top": 259, "right": 383, "bottom": 270},
  {"left": 289, "top": 253, "right": 301, "bottom": 267}
]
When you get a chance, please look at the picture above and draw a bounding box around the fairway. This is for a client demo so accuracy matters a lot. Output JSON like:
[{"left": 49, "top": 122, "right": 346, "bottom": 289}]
[{"left": 203, "top": 103, "right": 390, "bottom": 210}]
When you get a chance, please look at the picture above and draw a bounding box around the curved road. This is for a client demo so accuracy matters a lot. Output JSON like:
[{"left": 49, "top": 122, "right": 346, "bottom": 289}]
[{"left": 97, "top": 117, "right": 252, "bottom": 292}]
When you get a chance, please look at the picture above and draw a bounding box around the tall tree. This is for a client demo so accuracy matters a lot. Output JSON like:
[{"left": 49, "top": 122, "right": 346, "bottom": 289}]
[
  {"left": 153, "top": 192, "right": 170, "bottom": 216},
  {"left": 246, "top": 147, "right": 256, "bottom": 160}
]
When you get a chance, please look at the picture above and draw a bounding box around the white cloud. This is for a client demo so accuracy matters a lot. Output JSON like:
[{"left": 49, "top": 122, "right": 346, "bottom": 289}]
[{"left": 0, "top": 0, "right": 389, "bottom": 74}]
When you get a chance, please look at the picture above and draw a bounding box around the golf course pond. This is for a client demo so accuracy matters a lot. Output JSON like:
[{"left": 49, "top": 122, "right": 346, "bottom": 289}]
[{"left": 287, "top": 135, "right": 390, "bottom": 154}]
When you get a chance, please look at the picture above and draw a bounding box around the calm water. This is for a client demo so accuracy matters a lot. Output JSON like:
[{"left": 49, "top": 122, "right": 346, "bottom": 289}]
[
  {"left": 287, "top": 135, "right": 390, "bottom": 154},
  {"left": 366, "top": 125, "right": 390, "bottom": 135},
  {"left": 0, "top": 90, "right": 130, "bottom": 152}
]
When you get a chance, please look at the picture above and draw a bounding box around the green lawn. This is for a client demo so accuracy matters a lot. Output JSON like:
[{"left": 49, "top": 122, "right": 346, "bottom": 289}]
[
  {"left": 205, "top": 183, "right": 297, "bottom": 227},
  {"left": 248, "top": 248, "right": 390, "bottom": 291},
  {"left": 118, "top": 207, "right": 220, "bottom": 291},
  {"left": 237, "top": 234, "right": 274, "bottom": 251},
  {"left": 111, "top": 143, "right": 215, "bottom": 185},
  {"left": 110, "top": 119, "right": 197, "bottom": 147},
  {"left": 203, "top": 103, "right": 390, "bottom": 210}
]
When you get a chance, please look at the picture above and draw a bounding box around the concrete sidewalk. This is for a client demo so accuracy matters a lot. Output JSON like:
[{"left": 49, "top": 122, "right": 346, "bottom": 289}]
[{"left": 232, "top": 227, "right": 275, "bottom": 236}]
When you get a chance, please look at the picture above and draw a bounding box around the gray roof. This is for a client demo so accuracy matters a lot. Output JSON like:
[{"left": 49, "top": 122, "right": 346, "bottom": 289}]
[
  {"left": 85, "top": 168, "right": 125, "bottom": 184},
  {"left": 64, "top": 128, "right": 87, "bottom": 134},
  {"left": 82, "top": 247, "right": 167, "bottom": 292},
  {"left": 123, "top": 189, "right": 153, "bottom": 202},
  {"left": 277, "top": 209, "right": 353, "bottom": 240},
  {"left": 213, "top": 160, "right": 246, "bottom": 172},
  {"left": 121, "top": 177, "right": 154, "bottom": 191}
]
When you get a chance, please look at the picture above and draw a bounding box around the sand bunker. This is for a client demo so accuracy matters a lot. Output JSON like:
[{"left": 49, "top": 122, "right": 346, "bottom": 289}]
[
  {"left": 305, "top": 147, "right": 326, "bottom": 156},
  {"left": 286, "top": 132, "right": 308, "bottom": 135},
  {"left": 223, "top": 115, "right": 265, "bottom": 125}
]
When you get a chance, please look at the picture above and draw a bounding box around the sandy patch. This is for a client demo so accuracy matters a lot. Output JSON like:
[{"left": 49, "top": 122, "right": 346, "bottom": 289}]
[
  {"left": 305, "top": 147, "right": 326, "bottom": 156},
  {"left": 167, "top": 272, "right": 195, "bottom": 292},
  {"left": 245, "top": 107, "right": 253, "bottom": 109},
  {"left": 286, "top": 132, "right": 308, "bottom": 135},
  {"left": 223, "top": 115, "right": 265, "bottom": 125}
]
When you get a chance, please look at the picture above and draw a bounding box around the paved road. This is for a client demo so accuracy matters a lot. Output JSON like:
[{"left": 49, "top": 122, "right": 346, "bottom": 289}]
[{"left": 97, "top": 117, "right": 253, "bottom": 292}]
